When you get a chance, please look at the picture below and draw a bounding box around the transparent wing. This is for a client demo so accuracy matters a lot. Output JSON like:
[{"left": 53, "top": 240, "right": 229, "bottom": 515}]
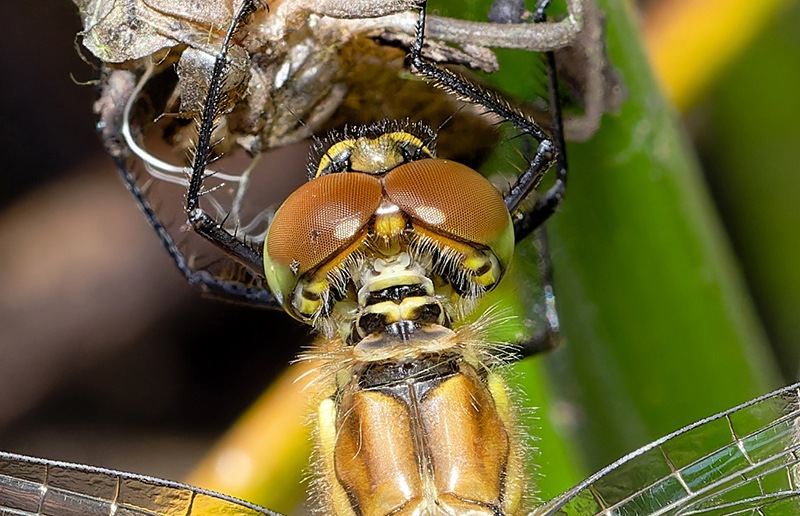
[
  {"left": 0, "top": 451, "right": 279, "bottom": 516},
  {"left": 536, "top": 382, "right": 800, "bottom": 515}
]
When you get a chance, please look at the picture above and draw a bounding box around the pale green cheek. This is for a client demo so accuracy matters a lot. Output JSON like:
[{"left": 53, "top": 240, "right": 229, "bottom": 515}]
[{"left": 263, "top": 235, "right": 296, "bottom": 307}]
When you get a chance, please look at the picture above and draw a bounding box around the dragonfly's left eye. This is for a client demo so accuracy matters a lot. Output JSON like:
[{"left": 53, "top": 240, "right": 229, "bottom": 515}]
[{"left": 264, "top": 172, "right": 383, "bottom": 305}]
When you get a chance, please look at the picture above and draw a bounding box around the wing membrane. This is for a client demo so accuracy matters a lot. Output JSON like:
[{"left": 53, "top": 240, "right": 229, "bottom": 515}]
[
  {"left": 0, "top": 451, "right": 277, "bottom": 516},
  {"left": 537, "top": 383, "right": 800, "bottom": 515}
]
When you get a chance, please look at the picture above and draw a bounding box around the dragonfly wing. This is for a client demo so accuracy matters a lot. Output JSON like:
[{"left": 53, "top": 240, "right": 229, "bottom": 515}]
[
  {"left": 0, "top": 451, "right": 280, "bottom": 516},
  {"left": 536, "top": 383, "right": 800, "bottom": 515}
]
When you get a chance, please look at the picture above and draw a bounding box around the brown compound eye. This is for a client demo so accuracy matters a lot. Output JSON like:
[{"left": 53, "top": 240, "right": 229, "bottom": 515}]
[
  {"left": 264, "top": 173, "right": 383, "bottom": 304},
  {"left": 384, "top": 158, "right": 514, "bottom": 268}
]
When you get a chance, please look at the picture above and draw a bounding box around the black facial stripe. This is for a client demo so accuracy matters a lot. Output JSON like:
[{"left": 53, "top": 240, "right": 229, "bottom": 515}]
[{"left": 366, "top": 284, "right": 429, "bottom": 304}]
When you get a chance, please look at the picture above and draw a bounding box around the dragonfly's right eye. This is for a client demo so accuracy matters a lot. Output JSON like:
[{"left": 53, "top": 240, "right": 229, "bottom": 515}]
[{"left": 264, "top": 172, "right": 383, "bottom": 310}]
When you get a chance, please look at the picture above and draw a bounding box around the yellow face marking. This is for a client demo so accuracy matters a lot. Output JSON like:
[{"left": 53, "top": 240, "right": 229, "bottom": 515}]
[
  {"left": 351, "top": 136, "right": 405, "bottom": 173},
  {"left": 383, "top": 132, "right": 432, "bottom": 155},
  {"left": 373, "top": 205, "right": 407, "bottom": 241},
  {"left": 314, "top": 132, "right": 434, "bottom": 177},
  {"left": 316, "top": 139, "right": 357, "bottom": 177},
  {"left": 462, "top": 253, "right": 502, "bottom": 287}
]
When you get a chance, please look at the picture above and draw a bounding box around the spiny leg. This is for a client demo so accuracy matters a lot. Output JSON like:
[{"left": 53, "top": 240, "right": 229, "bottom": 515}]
[
  {"left": 174, "top": 0, "right": 280, "bottom": 308},
  {"left": 510, "top": 38, "right": 568, "bottom": 241},
  {"left": 509, "top": 0, "right": 568, "bottom": 357},
  {"left": 512, "top": 1, "right": 569, "bottom": 357},
  {"left": 107, "top": 0, "right": 279, "bottom": 307},
  {"left": 508, "top": 0, "right": 568, "bottom": 239}
]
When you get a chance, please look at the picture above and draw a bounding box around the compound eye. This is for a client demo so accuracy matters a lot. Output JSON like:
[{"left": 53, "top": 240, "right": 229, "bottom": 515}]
[
  {"left": 384, "top": 158, "right": 514, "bottom": 268},
  {"left": 264, "top": 173, "right": 383, "bottom": 303}
]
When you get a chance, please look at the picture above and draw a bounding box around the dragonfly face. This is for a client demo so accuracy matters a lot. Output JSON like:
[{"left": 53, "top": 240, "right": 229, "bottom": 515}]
[
  {"left": 70, "top": 0, "right": 572, "bottom": 511},
  {"left": 170, "top": 0, "right": 566, "bottom": 510},
  {"left": 84, "top": 1, "right": 581, "bottom": 300}
]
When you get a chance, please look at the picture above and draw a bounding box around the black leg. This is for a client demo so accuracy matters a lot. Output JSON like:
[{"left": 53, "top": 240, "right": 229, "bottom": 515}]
[
  {"left": 511, "top": 0, "right": 568, "bottom": 242},
  {"left": 510, "top": 45, "right": 568, "bottom": 243},
  {"left": 113, "top": 153, "right": 280, "bottom": 307},
  {"left": 408, "top": 1, "right": 566, "bottom": 240},
  {"left": 185, "top": 0, "right": 268, "bottom": 278},
  {"left": 112, "top": 0, "right": 280, "bottom": 308},
  {"left": 532, "top": 0, "right": 553, "bottom": 23},
  {"left": 409, "top": 1, "right": 556, "bottom": 214},
  {"left": 514, "top": 0, "right": 567, "bottom": 356}
]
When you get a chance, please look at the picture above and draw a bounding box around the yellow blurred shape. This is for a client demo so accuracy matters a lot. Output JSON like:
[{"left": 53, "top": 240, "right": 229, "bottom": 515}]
[
  {"left": 186, "top": 361, "right": 318, "bottom": 514},
  {"left": 643, "top": 0, "right": 788, "bottom": 109}
]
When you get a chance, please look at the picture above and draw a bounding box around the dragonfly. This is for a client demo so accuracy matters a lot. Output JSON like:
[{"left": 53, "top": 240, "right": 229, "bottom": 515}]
[
  {"left": 2, "top": 382, "right": 799, "bottom": 514},
  {"left": 106, "top": 0, "right": 570, "bottom": 511}
]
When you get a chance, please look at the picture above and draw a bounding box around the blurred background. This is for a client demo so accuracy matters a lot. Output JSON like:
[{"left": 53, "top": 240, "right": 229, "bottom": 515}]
[
  {"left": 1, "top": 0, "right": 799, "bottom": 513},
  {"left": 0, "top": 0, "right": 310, "bottom": 482}
]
